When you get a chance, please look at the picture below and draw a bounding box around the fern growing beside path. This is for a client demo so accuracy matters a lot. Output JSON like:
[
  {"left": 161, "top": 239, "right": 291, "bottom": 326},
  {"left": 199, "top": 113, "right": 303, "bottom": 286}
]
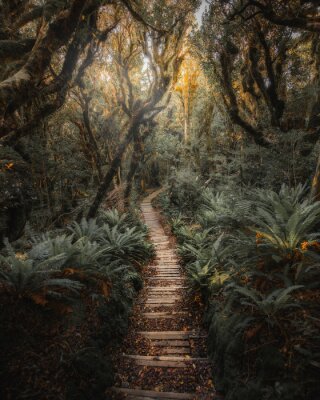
[
  {"left": 0, "top": 207, "right": 153, "bottom": 400},
  {"left": 160, "top": 183, "right": 320, "bottom": 400}
]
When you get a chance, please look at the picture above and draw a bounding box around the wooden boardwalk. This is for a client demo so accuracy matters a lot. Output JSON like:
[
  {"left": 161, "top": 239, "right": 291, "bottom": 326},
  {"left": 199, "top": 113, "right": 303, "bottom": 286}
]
[{"left": 110, "top": 192, "right": 216, "bottom": 399}]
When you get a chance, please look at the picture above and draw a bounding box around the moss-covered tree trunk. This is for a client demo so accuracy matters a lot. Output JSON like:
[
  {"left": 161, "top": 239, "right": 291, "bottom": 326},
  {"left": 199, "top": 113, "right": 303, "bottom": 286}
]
[{"left": 87, "top": 118, "right": 141, "bottom": 218}]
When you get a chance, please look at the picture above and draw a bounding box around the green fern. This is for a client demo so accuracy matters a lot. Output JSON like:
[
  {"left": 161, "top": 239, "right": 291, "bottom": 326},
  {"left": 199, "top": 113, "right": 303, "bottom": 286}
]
[
  {"left": 233, "top": 285, "right": 303, "bottom": 323},
  {"left": 68, "top": 218, "right": 103, "bottom": 242},
  {"left": 100, "top": 225, "right": 153, "bottom": 266},
  {"left": 0, "top": 253, "right": 83, "bottom": 303}
]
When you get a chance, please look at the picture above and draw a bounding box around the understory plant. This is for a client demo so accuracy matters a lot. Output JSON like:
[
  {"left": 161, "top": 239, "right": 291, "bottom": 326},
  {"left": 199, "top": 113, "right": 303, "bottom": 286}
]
[
  {"left": 163, "top": 181, "right": 320, "bottom": 400},
  {"left": 0, "top": 208, "right": 153, "bottom": 399}
]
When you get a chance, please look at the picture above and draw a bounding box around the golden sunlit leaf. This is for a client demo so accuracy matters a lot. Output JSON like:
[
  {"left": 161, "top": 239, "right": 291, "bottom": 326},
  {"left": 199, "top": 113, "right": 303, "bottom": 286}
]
[{"left": 5, "top": 162, "right": 14, "bottom": 170}]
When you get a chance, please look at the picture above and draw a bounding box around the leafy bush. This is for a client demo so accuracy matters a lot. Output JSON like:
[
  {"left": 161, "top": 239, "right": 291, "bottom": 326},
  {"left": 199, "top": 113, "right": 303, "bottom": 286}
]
[
  {"left": 168, "top": 169, "right": 204, "bottom": 215},
  {"left": 0, "top": 207, "right": 153, "bottom": 398},
  {"left": 164, "top": 183, "right": 320, "bottom": 400},
  {"left": 100, "top": 225, "right": 154, "bottom": 267},
  {"left": 0, "top": 249, "right": 83, "bottom": 307}
]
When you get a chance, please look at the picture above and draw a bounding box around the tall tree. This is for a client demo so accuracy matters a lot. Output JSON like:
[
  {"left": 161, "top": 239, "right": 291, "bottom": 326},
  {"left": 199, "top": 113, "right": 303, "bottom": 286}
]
[{"left": 87, "top": 5, "right": 195, "bottom": 217}]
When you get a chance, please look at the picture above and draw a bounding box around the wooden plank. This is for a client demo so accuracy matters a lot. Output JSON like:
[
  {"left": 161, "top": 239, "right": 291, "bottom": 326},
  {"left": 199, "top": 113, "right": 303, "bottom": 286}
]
[
  {"left": 142, "top": 312, "right": 188, "bottom": 319},
  {"left": 146, "top": 288, "right": 183, "bottom": 291},
  {"left": 126, "top": 359, "right": 189, "bottom": 368},
  {"left": 144, "top": 304, "right": 179, "bottom": 308},
  {"left": 162, "top": 348, "right": 191, "bottom": 354},
  {"left": 157, "top": 262, "right": 181, "bottom": 268},
  {"left": 152, "top": 271, "right": 181, "bottom": 273},
  {"left": 139, "top": 331, "right": 206, "bottom": 339},
  {"left": 145, "top": 286, "right": 187, "bottom": 290},
  {"left": 145, "top": 299, "right": 179, "bottom": 304},
  {"left": 146, "top": 292, "right": 182, "bottom": 295},
  {"left": 146, "top": 296, "right": 180, "bottom": 300},
  {"left": 147, "top": 277, "right": 184, "bottom": 281},
  {"left": 139, "top": 331, "right": 193, "bottom": 339},
  {"left": 155, "top": 269, "right": 180, "bottom": 271},
  {"left": 131, "top": 360, "right": 186, "bottom": 368},
  {"left": 124, "top": 355, "right": 207, "bottom": 362},
  {"left": 151, "top": 269, "right": 181, "bottom": 272},
  {"left": 147, "top": 294, "right": 180, "bottom": 297},
  {"left": 123, "top": 355, "right": 208, "bottom": 368},
  {"left": 145, "top": 296, "right": 182, "bottom": 299},
  {"left": 113, "top": 388, "right": 195, "bottom": 399},
  {"left": 155, "top": 270, "right": 180, "bottom": 273},
  {"left": 152, "top": 340, "right": 189, "bottom": 347},
  {"left": 156, "top": 262, "right": 180, "bottom": 265}
]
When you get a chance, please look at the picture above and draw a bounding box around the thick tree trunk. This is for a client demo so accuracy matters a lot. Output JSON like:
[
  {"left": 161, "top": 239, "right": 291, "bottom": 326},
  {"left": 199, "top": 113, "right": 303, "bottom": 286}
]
[
  {"left": 0, "top": 38, "right": 36, "bottom": 62},
  {"left": 82, "top": 95, "right": 103, "bottom": 181},
  {"left": 311, "top": 152, "right": 320, "bottom": 201},
  {"left": 0, "top": 0, "right": 86, "bottom": 121},
  {"left": 219, "top": 52, "right": 270, "bottom": 148},
  {"left": 87, "top": 119, "right": 140, "bottom": 218},
  {"left": 124, "top": 133, "right": 143, "bottom": 200}
]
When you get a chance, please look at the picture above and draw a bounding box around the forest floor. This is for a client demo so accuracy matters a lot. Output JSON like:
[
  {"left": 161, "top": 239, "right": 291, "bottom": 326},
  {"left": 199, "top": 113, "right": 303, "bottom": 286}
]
[{"left": 107, "top": 190, "right": 218, "bottom": 399}]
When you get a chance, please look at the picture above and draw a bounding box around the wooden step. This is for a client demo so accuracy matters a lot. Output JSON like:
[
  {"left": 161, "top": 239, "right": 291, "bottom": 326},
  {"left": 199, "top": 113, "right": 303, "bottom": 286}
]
[
  {"left": 146, "top": 289, "right": 185, "bottom": 292},
  {"left": 156, "top": 272, "right": 181, "bottom": 275},
  {"left": 147, "top": 277, "right": 184, "bottom": 281},
  {"left": 145, "top": 299, "right": 179, "bottom": 304},
  {"left": 144, "top": 304, "right": 182, "bottom": 308},
  {"left": 113, "top": 388, "right": 195, "bottom": 399},
  {"left": 142, "top": 312, "right": 188, "bottom": 319},
  {"left": 124, "top": 355, "right": 206, "bottom": 361},
  {"left": 145, "top": 295, "right": 180, "bottom": 298},
  {"left": 162, "top": 347, "right": 191, "bottom": 354},
  {"left": 123, "top": 354, "right": 208, "bottom": 368},
  {"left": 145, "top": 295, "right": 181, "bottom": 299},
  {"left": 138, "top": 331, "right": 205, "bottom": 339},
  {"left": 145, "top": 287, "right": 187, "bottom": 290},
  {"left": 152, "top": 340, "right": 190, "bottom": 347},
  {"left": 154, "top": 268, "right": 180, "bottom": 271}
]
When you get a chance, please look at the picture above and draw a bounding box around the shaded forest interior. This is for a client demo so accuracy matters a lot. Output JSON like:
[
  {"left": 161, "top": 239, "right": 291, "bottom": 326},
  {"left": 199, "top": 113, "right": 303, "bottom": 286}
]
[{"left": 0, "top": 0, "right": 320, "bottom": 399}]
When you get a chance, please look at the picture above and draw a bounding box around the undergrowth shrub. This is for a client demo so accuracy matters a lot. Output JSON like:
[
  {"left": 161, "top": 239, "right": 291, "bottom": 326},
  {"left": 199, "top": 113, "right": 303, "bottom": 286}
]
[
  {"left": 162, "top": 182, "right": 320, "bottom": 400},
  {"left": 167, "top": 169, "right": 204, "bottom": 216},
  {"left": 0, "top": 208, "right": 153, "bottom": 399}
]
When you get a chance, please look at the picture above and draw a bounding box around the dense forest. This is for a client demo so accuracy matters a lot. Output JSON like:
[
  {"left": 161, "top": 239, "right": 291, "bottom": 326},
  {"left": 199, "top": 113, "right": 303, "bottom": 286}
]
[{"left": 0, "top": 1, "right": 320, "bottom": 399}]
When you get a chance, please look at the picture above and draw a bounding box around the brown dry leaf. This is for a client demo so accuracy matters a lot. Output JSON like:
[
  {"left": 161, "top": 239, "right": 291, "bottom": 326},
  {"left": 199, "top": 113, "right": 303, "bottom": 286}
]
[
  {"left": 30, "top": 293, "right": 48, "bottom": 306},
  {"left": 101, "top": 281, "right": 110, "bottom": 298},
  {"left": 245, "top": 323, "right": 263, "bottom": 340},
  {"left": 63, "top": 268, "right": 79, "bottom": 276}
]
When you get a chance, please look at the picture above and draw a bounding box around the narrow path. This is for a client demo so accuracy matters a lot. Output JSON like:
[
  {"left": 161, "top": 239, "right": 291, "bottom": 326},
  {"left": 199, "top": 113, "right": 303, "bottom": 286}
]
[{"left": 109, "top": 192, "right": 216, "bottom": 399}]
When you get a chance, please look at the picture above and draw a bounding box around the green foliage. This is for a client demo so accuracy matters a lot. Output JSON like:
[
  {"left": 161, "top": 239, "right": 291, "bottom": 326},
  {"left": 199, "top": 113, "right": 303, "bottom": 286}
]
[
  {"left": 0, "top": 205, "right": 153, "bottom": 400},
  {"left": 98, "top": 208, "right": 146, "bottom": 233},
  {"left": 168, "top": 169, "right": 204, "bottom": 215},
  {"left": 100, "top": 225, "right": 154, "bottom": 267},
  {"left": 69, "top": 218, "right": 103, "bottom": 242},
  {"left": 233, "top": 285, "right": 303, "bottom": 324},
  {"left": 0, "top": 208, "right": 152, "bottom": 307},
  {"left": 0, "top": 250, "right": 83, "bottom": 304},
  {"left": 164, "top": 182, "right": 320, "bottom": 400}
]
